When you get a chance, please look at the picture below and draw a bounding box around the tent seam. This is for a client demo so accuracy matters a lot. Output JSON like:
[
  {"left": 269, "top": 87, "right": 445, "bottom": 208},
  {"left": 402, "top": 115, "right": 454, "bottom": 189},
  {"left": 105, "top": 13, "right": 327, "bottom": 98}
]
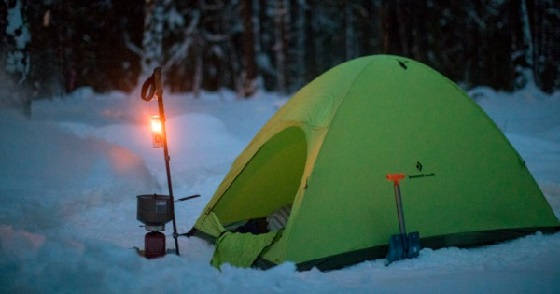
[
  {"left": 282, "top": 57, "right": 378, "bottom": 258},
  {"left": 203, "top": 58, "right": 376, "bottom": 222}
]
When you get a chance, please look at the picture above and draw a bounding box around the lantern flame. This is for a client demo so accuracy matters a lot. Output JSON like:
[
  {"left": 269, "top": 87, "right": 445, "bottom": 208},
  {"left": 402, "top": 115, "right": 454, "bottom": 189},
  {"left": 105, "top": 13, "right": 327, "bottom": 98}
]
[
  {"left": 151, "top": 115, "right": 162, "bottom": 134},
  {"left": 151, "top": 115, "right": 163, "bottom": 148}
]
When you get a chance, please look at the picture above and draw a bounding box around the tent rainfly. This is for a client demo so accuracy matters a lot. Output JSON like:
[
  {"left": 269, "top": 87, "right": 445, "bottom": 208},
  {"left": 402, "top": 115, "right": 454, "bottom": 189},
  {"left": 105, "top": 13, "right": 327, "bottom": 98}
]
[{"left": 188, "top": 55, "right": 560, "bottom": 271}]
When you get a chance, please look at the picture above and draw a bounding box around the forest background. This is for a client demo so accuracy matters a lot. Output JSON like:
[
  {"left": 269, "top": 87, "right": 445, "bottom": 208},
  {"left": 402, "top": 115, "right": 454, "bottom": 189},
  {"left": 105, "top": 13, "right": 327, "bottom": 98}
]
[{"left": 1, "top": 0, "right": 558, "bottom": 114}]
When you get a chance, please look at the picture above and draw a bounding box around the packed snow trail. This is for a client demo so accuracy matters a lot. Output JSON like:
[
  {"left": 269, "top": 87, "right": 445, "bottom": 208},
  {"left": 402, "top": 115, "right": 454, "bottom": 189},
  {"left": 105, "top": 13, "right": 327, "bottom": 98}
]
[{"left": 0, "top": 86, "right": 559, "bottom": 293}]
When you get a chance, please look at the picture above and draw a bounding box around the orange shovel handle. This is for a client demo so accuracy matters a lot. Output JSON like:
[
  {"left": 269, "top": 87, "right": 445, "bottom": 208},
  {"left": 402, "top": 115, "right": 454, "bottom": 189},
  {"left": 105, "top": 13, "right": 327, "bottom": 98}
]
[{"left": 386, "top": 173, "right": 405, "bottom": 186}]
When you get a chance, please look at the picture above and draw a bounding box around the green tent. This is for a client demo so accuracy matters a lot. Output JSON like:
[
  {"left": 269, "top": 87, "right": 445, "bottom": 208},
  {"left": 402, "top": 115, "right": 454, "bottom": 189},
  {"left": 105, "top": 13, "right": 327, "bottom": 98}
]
[{"left": 190, "top": 55, "right": 559, "bottom": 270}]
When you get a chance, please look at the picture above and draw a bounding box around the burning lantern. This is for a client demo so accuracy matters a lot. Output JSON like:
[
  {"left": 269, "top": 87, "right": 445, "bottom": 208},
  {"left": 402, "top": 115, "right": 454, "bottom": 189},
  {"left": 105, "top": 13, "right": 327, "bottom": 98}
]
[
  {"left": 151, "top": 115, "right": 163, "bottom": 148},
  {"left": 137, "top": 67, "right": 180, "bottom": 258}
]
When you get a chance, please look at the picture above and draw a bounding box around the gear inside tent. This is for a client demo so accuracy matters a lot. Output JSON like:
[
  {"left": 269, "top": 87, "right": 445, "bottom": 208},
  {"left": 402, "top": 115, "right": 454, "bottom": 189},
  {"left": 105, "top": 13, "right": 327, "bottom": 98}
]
[{"left": 188, "top": 55, "right": 560, "bottom": 271}]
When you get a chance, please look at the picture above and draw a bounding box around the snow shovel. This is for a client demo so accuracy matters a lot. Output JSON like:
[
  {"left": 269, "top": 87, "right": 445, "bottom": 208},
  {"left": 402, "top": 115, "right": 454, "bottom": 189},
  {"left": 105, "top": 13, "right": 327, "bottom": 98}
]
[{"left": 385, "top": 173, "right": 420, "bottom": 265}]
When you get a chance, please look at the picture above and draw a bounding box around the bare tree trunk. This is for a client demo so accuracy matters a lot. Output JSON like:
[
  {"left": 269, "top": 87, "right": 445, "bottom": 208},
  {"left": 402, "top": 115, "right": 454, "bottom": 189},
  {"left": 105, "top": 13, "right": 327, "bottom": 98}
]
[
  {"left": 223, "top": 2, "right": 243, "bottom": 96},
  {"left": 0, "top": 3, "right": 4, "bottom": 26},
  {"left": 395, "top": 0, "right": 409, "bottom": 56},
  {"left": 520, "top": 0, "right": 534, "bottom": 83},
  {"left": 379, "top": 1, "right": 393, "bottom": 53},
  {"left": 58, "top": 2, "right": 76, "bottom": 93},
  {"left": 304, "top": 0, "right": 316, "bottom": 81},
  {"left": 0, "top": 1, "right": 7, "bottom": 71},
  {"left": 193, "top": 35, "right": 203, "bottom": 98},
  {"left": 410, "top": 0, "right": 425, "bottom": 61},
  {"left": 344, "top": 1, "right": 356, "bottom": 60},
  {"left": 295, "top": 0, "right": 306, "bottom": 88},
  {"left": 532, "top": 0, "right": 543, "bottom": 88},
  {"left": 274, "top": 0, "right": 286, "bottom": 93},
  {"left": 253, "top": 0, "right": 261, "bottom": 52},
  {"left": 242, "top": 0, "right": 257, "bottom": 97},
  {"left": 253, "top": 0, "right": 262, "bottom": 90}
]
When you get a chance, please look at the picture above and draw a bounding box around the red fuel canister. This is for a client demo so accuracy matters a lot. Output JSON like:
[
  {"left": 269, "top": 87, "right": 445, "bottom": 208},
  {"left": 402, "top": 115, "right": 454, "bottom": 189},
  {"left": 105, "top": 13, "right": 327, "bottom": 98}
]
[{"left": 145, "top": 231, "right": 166, "bottom": 259}]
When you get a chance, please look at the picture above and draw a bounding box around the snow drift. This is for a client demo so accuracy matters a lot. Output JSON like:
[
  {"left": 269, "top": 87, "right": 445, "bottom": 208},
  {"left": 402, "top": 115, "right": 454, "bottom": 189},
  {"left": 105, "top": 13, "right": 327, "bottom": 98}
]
[{"left": 0, "top": 86, "right": 559, "bottom": 293}]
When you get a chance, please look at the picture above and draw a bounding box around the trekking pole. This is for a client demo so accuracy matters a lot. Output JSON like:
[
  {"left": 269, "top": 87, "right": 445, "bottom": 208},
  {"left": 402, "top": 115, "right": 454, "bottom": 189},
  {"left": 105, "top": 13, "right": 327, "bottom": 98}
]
[{"left": 142, "top": 67, "right": 180, "bottom": 256}]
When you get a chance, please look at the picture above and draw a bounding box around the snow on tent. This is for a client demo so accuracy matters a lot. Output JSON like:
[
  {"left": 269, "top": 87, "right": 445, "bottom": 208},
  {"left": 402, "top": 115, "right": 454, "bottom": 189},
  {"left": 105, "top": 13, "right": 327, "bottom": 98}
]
[{"left": 188, "top": 55, "right": 559, "bottom": 270}]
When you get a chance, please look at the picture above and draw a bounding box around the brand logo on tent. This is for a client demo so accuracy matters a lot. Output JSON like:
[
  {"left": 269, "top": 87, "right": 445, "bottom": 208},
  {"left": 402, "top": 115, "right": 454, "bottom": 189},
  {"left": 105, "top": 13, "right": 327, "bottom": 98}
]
[
  {"left": 410, "top": 161, "right": 435, "bottom": 179},
  {"left": 416, "top": 161, "right": 423, "bottom": 172}
]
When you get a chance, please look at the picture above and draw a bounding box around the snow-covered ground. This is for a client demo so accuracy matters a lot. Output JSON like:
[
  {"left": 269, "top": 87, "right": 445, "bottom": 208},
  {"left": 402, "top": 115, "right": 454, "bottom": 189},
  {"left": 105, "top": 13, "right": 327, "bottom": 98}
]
[{"left": 0, "top": 85, "right": 559, "bottom": 293}]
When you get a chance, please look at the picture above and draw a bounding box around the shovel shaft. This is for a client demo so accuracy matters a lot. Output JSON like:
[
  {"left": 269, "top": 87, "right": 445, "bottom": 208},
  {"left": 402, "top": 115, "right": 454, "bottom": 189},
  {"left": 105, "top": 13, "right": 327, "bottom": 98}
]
[{"left": 393, "top": 184, "right": 407, "bottom": 235}]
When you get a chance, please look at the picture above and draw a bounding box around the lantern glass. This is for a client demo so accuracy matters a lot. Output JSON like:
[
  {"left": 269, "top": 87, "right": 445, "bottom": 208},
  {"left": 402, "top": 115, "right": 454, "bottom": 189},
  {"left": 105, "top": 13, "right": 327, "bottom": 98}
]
[{"left": 151, "top": 115, "right": 163, "bottom": 148}]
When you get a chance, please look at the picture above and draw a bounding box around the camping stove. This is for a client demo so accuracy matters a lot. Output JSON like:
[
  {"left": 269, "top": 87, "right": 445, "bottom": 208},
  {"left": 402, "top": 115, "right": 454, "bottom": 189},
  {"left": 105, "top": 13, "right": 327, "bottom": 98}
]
[{"left": 137, "top": 194, "right": 173, "bottom": 258}]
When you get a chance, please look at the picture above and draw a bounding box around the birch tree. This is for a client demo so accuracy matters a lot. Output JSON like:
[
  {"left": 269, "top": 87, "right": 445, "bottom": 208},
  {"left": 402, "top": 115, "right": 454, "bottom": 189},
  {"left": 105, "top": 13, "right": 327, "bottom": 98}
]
[
  {"left": 4, "top": 0, "right": 30, "bottom": 84},
  {"left": 2, "top": 0, "right": 30, "bottom": 116},
  {"left": 141, "top": 0, "right": 165, "bottom": 79}
]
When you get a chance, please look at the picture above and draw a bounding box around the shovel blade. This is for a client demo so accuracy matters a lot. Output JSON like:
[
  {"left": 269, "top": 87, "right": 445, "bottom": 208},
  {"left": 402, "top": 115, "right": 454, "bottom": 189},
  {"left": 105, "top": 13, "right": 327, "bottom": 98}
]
[
  {"left": 385, "top": 232, "right": 421, "bottom": 265},
  {"left": 406, "top": 231, "right": 421, "bottom": 258},
  {"left": 385, "top": 234, "right": 405, "bottom": 265}
]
